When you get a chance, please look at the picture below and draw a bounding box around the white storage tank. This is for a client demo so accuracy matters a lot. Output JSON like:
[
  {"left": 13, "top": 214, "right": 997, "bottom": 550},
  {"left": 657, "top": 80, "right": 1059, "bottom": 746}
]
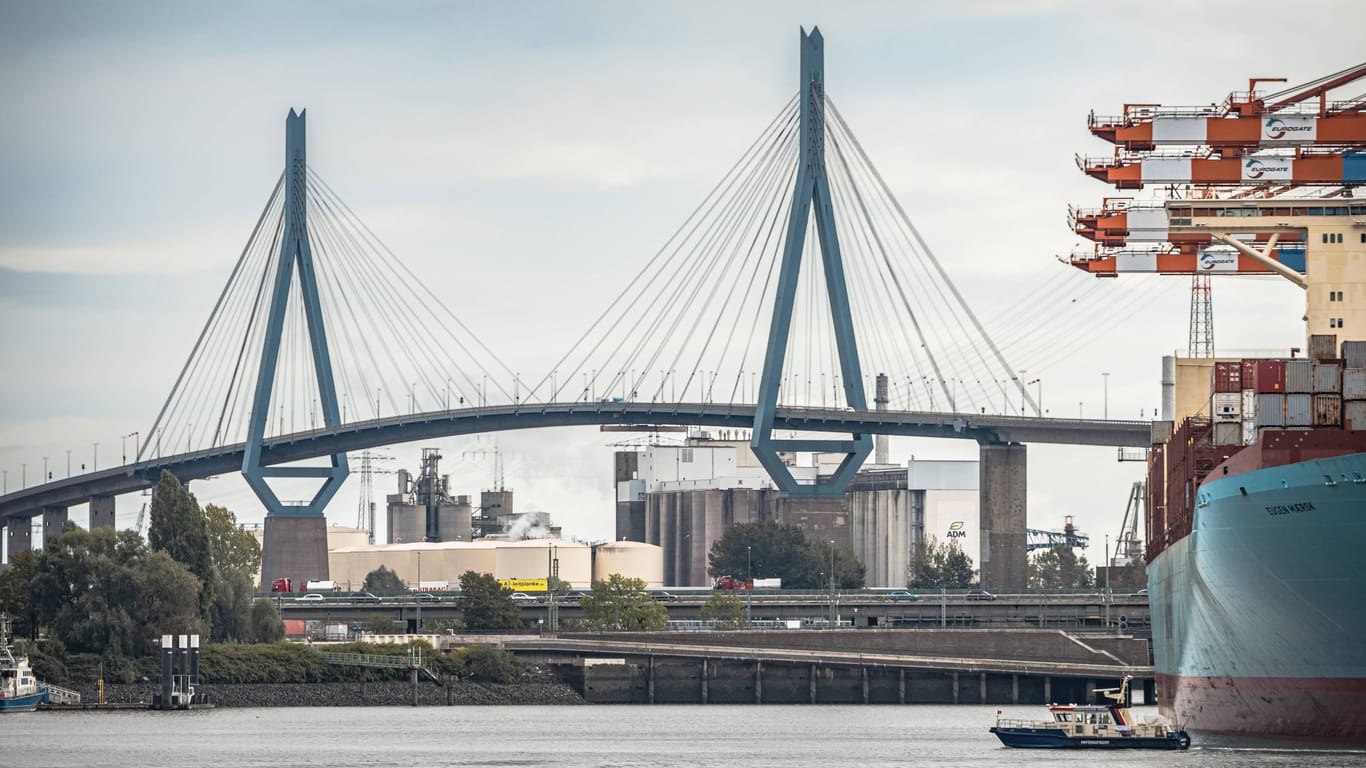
[
  {"left": 594, "top": 540, "right": 665, "bottom": 588},
  {"left": 493, "top": 539, "right": 592, "bottom": 588}
]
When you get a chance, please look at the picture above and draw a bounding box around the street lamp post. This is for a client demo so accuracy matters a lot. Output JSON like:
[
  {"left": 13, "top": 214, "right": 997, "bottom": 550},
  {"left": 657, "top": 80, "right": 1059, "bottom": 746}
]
[
  {"left": 829, "top": 540, "right": 836, "bottom": 625},
  {"left": 746, "top": 545, "right": 752, "bottom": 626},
  {"left": 1104, "top": 535, "right": 1111, "bottom": 629},
  {"left": 43, "top": 456, "right": 49, "bottom": 482},
  {"left": 92, "top": 443, "right": 98, "bottom": 472},
  {"left": 1103, "top": 372, "right": 1110, "bottom": 420},
  {"left": 66, "top": 450, "right": 71, "bottom": 477}
]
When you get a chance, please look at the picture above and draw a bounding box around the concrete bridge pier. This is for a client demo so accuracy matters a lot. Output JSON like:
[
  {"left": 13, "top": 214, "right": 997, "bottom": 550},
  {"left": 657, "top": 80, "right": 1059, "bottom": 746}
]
[
  {"left": 755, "top": 661, "right": 763, "bottom": 704},
  {"left": 979, "top": 442, "right": 1027, "bottom": 591},
  {"left": 700, "top": 658, "right": 709, "bottom": 704},
  {"left": 42, "top": 505, "right": 68, "bottom": 545},
  {"left": 88, "top": 495, "right": 116, "bottom": 529},
  {"left": 6, "top": 515, "right": 32, "bottom": 562},
  {"left": 261, "top": 514, "right": 330, "bottom": 591}
]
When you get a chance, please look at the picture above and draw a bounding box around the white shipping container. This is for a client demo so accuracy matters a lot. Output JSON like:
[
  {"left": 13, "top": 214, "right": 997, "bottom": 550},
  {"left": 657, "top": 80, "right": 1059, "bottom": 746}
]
[
  {"left": 1241, "top": 418, "right": 1256, "bottom": 446},
  {"left": 1313, "top": 363, "right": 1341, "bottom": 394},
  {"left": 1212, "top": 422, "right": 1241, "bottom": 445},
  {"left": 1343, "top": 368, "right": 1366, "bottom": 401},
  {"left": 1213, "top": 392, "right": 1241, "bottom": 421},
  {"left": 1285, "top": 394, "right": 1313, "bottom": 426}
]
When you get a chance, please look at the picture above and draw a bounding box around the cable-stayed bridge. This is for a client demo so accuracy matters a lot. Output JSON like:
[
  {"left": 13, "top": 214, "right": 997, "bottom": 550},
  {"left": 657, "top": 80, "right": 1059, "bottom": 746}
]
[{"left": 0, "top": 29, "right": 1152, "bottom": 589}]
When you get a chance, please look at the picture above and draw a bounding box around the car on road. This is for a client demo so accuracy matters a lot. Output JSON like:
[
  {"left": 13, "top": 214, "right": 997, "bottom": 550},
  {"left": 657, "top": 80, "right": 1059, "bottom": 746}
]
[
  {"left": 887, "top": 591, "right": 919, "bottom": 601},
  {"left": 1133, "top": 588, "right": 1149, "bottom": 597},
  {"left": 294, "top": 592, "right": 326, "bottom": 602},
  {"left": 409, "top": 590, "right": 439, "bottom": 602},
  {"left": 650, "top": 591, "right": 679, "bottom": 602},
  {"left": 965, "top": 590, "right": 996, "bottom": 601},
  {"left": 350, "top": 591, "right": 380, "bottom": 604},
  {"left": 561, "top": 591, "right": 588, "bottom": 603},
  {"left": 510, "top": 592, "right": 537, "bottom": 602}
]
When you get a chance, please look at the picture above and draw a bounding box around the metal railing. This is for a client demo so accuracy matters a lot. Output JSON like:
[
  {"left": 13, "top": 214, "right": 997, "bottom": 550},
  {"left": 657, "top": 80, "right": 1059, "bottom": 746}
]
[{"left": 40, "top": 681, "right": 81, "bottom": 704}]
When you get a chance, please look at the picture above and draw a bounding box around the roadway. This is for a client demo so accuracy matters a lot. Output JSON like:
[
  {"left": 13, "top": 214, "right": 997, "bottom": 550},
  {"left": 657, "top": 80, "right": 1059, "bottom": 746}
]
[{"left": 0, "top": 401, "right": 1151, "bottom": 519}]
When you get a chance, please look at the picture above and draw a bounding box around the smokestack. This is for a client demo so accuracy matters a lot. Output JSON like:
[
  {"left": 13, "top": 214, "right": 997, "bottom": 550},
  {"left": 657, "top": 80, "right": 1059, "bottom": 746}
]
[
  {"left": 875, "top": 373, "right": 889, "bottom": 464},
  {"left": 1161, "top": 356, "right": 1176, "bottom": 422}
]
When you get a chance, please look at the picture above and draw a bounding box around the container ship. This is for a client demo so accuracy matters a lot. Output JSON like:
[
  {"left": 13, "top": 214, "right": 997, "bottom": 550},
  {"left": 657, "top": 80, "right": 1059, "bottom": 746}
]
[{"left": 1070, "top": 63, "right": 1366, "bottom": 741}]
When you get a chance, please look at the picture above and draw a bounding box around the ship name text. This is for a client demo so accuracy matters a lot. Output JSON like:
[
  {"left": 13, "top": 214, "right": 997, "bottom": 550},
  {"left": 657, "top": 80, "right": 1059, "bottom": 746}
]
[{"left": 1265, "top": 502, "right": 1315, "bottom": 516}]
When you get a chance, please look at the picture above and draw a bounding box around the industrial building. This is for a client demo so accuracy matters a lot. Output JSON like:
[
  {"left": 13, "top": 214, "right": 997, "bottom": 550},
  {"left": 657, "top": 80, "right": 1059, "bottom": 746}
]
[
  {"left": 614, "top": 433, "right": 981, "bottom": 588},
  {"left": 325, "top": 538, "right": 664, "bottom": 591}
]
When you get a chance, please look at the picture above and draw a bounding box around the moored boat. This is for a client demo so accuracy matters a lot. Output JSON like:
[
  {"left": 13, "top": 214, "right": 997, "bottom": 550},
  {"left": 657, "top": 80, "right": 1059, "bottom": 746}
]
[
  {"left": 0, "top": 615, "right": 46, "bottom": 713},
  {"left": 990, "top": 676, "right": 1190, "bottom": 750}
]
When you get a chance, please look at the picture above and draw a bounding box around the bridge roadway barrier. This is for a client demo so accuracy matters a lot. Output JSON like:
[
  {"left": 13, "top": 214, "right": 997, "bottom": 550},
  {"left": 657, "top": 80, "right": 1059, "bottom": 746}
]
[
  {"left": 0, "top": 403, "right": 1152, "bottom": 522},
  {"left": 498, "top": 632, "right": 1153, "bottom": 706}
]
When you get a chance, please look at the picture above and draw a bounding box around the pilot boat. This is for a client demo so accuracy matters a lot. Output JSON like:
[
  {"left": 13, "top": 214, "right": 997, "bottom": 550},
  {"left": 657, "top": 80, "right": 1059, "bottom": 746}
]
[
  {"left": 990, "top": 676, "right": 1190, "bottom": 750},
  {"left": 0, "top": 615, "right": 45, "bottom": 712}
]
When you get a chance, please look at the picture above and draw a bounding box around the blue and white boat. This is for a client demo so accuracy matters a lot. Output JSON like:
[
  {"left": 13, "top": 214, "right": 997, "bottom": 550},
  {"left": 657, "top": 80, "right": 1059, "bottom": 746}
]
[
  {"left": 990, "top": 676, "right": 1191, "bottom": 750},
  {"left": 0, "top": 615, "right": 46, "bottom": 712}
]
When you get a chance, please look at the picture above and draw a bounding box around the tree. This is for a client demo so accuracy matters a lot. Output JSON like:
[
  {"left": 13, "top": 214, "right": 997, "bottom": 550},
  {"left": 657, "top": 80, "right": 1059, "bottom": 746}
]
[
  {"left": 209, "top": 569, "right": 257, "bottom": 642},
  {"left": 363, "top": 565, "right": 406, "bottom": 594},
  {"left": 0, "top": 549, "right": 38, "bottom": 639},
  {"left": 457, "top": 571, "right": 523, "bottom": 631},
  {"left": 1028, "top": 545, "right": 1095, "bottom": 589},
  {"left": 908, "top": 535, "right": 977, "bottom": 590},
  {"left": 699, "top": 593, "right": 746, "bottom": 628},
  {"left": 707, "top": 521, "right": 864, "bottom": 589},
  {"left": 204, "top": 503, "right": 261, "bottom": 580},
  {"left": 147, "top": 471, "right": 214, "bottom": 624},
  {"left": 30, "top": 525, "right": 203, "bottom": 657},
  {"left": 248, "top": 598, "right": 284, "bottom": 643},
  {"left": 580, "top": 574, "right": 668, "bottom": 631}
]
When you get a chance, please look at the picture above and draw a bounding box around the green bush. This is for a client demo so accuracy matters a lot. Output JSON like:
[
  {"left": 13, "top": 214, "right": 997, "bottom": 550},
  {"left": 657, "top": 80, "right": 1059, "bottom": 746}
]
[{"left": 457, "top": 644, "right": 522, "bottom": 683}]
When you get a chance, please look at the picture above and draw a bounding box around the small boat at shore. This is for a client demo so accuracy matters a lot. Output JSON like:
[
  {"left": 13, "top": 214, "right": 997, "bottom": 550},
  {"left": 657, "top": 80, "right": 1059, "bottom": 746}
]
[
  {"left": 990, "top": 676, "right": 1190, "bottom": 750},
  {"left": 0, "top": 615, "right": 46, "bottom": 713}
]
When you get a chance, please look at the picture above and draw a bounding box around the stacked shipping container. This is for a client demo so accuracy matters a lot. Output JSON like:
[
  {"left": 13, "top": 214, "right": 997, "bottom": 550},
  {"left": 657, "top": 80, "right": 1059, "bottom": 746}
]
[{"left": 1209, "top": 335, "right": 1362, "bottom": 445}]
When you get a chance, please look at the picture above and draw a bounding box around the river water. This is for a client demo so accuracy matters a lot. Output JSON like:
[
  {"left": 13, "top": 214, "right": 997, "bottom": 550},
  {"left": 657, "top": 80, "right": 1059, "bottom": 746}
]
[{"left": 8, "top": 704, "right": 1364, "bottom": 767}]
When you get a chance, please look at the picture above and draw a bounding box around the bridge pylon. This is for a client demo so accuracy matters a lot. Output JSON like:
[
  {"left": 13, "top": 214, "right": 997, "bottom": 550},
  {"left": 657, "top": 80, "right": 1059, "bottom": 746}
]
[
  {"left": 242, "top": 109, "right": 349, "bottom": 519},
  {"left": 751, "top": 28, "right": 871, "bottom": 497}
]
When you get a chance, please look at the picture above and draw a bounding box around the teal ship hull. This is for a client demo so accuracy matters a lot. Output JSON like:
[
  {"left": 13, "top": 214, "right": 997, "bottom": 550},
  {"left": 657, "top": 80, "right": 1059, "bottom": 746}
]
[{"left": 1148, "top": 450, "right": 1366, "bottom": 741}]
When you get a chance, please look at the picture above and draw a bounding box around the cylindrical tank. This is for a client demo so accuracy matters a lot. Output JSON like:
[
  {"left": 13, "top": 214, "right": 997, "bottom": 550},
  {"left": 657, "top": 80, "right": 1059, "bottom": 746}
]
[
  {"left": 593, "top": 540, "right": 665, "bottom": 588},
  {"left": 437, "top": 501, "right": 472, "bottom": 542},
  {"left": 387, "top": 503, "right": 424, "bottom": 545}
]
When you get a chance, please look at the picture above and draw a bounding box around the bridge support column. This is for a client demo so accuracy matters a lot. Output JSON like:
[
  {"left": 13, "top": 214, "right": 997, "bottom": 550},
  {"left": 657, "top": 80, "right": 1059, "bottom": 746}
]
[
  {"left": 809, "top": 663, "right": 817, "bottom": 704},
  {"left": 1085, "top": 679, "right": 1095, "bottom": 703},
  {"left": 862, "top": 666, "right": 869, "bottom": 704},
  {"left": 755, "top": 661, "right": 762, "bottom": 704},
  {"left": 42, "top": 506, "right": 68, "bottom": 545},
  {"left": 1012, "top": 673, "right": 1019, "bottom": 705},
  {"left": 647, "top": 656, "right": 654, "bottom": 704},
  {"left": 261, "top": 515, "right": 329, "bottom": 591},
  {"left": 899, "top": 669, "right": 906, "bottom": 704},
  {"left": 979, "top": 442, "right": 1027, "bottom": 591},
  {"left": 700, "top": 658, "right": 708, "bottom": 704},
  {"left": 952, "top": 671, "right": 959, "bottom": 704},
  {"left": 88, "top": 495, "right": 116, "bottom": 530},
  {"left": 1044, "top": 675, "right": 1051, "bottom": 704},
  {"left": 980, "top": 672, "right": 987, "bottom": 705},
  {"left": 1143, "top": 677, "right": 1155, "bottom": 706},
  {"left": 6, "top": 516, "right": 32, "bottom": 562}
]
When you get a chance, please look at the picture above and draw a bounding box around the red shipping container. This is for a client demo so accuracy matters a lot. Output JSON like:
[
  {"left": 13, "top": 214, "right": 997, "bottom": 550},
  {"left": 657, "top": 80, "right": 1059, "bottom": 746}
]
[
  {"left": 1212, "top": 361, "right": 1243, "bottom": 393},
  {"left": 1241, "top": 359, "right": 1257, "bottom": 384},
  {"left": 283, "top": 619, "right": 307, "bottom": 638},
  {"left": 1252, "top": 359, "right": 1286, "bottom": 393}
]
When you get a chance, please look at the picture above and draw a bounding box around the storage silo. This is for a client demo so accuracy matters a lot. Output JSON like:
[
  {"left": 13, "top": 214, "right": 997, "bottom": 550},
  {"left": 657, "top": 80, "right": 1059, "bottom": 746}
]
[
  {"left": 594, "top": 540, "right": 665, "bottom": 588},
  {"left": 437, "top": 497, "right": 473, "bottom": 542},
  {"left": 387, "top": 502, "right": 425, "bottom": 545}
]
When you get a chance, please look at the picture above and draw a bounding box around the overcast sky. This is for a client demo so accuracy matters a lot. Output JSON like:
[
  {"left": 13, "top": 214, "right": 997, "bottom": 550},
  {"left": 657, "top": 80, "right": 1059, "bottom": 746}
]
[{"left": 2, "top": 1, "right": 1362, "bottom": 554}]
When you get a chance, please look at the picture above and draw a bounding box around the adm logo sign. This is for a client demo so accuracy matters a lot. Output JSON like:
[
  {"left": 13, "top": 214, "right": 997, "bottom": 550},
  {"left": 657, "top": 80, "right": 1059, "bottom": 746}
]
[{"left": 946, "top": 521, "right": 968, "bottom": 540}]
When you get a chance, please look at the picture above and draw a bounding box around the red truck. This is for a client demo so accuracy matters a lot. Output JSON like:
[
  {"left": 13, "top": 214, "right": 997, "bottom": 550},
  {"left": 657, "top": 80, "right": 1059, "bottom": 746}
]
[
  {"left": 715, "top": 576, "right": 782, "bottom": 590},
  {"left": 270, "top": 578, "right": 293, "bottom": 593}
]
